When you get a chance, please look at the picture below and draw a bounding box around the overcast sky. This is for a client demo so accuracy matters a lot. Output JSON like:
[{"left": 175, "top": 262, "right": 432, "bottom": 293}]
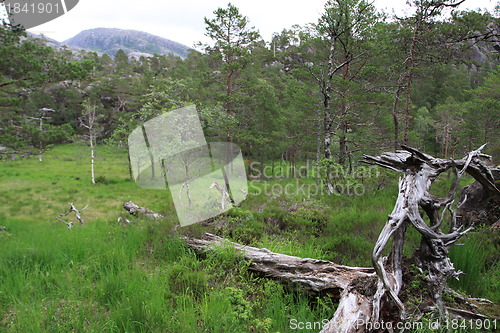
[{"left": 2, "top": 0, "right": 498, "bottom": 47}]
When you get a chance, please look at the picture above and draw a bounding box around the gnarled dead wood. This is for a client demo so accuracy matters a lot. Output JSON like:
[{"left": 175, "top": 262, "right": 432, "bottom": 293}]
[
  {"left": 359, "top": 145, "right": 498, "bottom": 328},
  {"left": 123, "top": 201, "right": 165, "bottom": 219},
  {"left": 57, "top": 203, "right": 88, "bottom": 227},
  {"left": 209, "top": 181, "right": 231, "bottom": 210},
  {"left": 187, "top": 233, "right": 384, "bottom": 333},
  {"left": 186, "top": 233, "right": 375, "bottom": 298}
]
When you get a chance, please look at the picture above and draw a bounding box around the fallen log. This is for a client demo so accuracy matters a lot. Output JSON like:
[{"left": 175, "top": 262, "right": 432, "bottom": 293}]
[
  {"left": 123, "top": 201, "right": 165, "bottom": 220},
  {"left": 187, "top": 233, "right": 380, "bottom": 332},
  {"left": 185, "top": 234, "right": 492, "bottom": 332},
  {"left": 186, "top": 232, "right": 375, "bottom": 298}
]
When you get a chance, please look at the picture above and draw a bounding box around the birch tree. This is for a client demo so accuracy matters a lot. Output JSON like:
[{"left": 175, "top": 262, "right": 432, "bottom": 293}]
[{"left": 79, "top": 99, "right": 103, "bottom": 184}]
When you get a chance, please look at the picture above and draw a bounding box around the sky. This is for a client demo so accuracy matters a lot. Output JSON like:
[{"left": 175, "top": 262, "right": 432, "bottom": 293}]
[{"left": 1, "top": 0, "right": 498, "bottom": 48}]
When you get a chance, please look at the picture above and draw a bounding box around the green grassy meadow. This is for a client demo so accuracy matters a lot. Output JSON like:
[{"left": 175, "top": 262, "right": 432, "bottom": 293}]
[{"left": 0, "top": 144, "right": 498, "bottom": 332}]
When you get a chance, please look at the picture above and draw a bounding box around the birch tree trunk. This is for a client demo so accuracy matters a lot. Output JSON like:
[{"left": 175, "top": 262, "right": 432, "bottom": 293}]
[
  {"left": 80, "top": 100, "right": 102, "bottom": 185},
  {"left": 90, "top": 134, "right": 95, "bottom": 184},
  {"left": 323, "top": 35, "right": 336, "bottom": 161},
  {"left": 316, "top": 96, "right": 323, "bottom": 186}
]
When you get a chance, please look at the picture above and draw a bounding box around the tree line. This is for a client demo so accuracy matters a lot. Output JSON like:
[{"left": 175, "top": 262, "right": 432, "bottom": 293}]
[{"left": 0, "top": 0, "right": 498, "bottom": 169}]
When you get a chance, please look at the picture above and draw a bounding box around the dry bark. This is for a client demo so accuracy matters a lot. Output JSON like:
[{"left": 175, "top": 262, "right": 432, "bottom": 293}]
[{"left": 186, "top": 233, "right": 375, "bottom": 297}]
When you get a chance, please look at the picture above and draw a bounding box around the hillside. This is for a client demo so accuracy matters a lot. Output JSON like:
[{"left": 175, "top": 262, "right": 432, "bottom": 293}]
[{"left": 63, "top": 27, "right": 191, "bottom": 58}]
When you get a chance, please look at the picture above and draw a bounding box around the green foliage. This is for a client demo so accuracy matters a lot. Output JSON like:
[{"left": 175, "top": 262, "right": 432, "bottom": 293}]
[
  {"left": 29, "top": 123, "right": 74, "bottom": 147},
  {"left": 448, "top": 229, "right": 499, "bottom": 302},
  {"left": 0, "top": 25, "right": 96, "bottom": 155},
  {"left": 199, "top": 104, "right": 238, "bottom": 140},
  {"left": 203, "top": 3, "right": 261, "bottom": 67},
  {"left": 404, "top": 264, "right": 429, "bottom": 309},
  {"left": 94, "top": 175, "right": 117, "bottom": 185},
  {"left": 60, "top": 59, "right": 97, "bottom": 81},
  {"left": 2, "top": 5, "right": 498, "bottom": 163}
]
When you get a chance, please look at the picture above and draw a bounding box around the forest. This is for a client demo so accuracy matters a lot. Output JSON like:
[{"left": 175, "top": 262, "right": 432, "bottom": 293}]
[
  {"left": 0, "top": 0, "right": 499, "bottom": 332},
  {"left": 0, "top": 1, "right": 498, "bottom": 164}
]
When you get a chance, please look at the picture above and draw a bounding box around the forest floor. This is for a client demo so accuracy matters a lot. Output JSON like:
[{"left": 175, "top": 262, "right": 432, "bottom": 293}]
[{"left": 0, "top": 144, "right": 498, "bottom": 332}]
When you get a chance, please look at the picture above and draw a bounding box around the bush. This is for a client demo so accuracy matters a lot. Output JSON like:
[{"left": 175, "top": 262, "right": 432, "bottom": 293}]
[{"left": 94, "top": 175, "right": 117, "bottom": 185}]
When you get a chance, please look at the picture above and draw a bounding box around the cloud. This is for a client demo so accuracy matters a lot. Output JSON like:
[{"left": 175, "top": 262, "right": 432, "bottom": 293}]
[{"left": 27, "top": 0, "right": 498, "bottom": 47}]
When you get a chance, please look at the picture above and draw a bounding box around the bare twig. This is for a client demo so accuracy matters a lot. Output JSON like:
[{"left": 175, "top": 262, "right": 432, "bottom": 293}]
[{"left": 58, "top": 203, "right": 88, "bottom": 226}]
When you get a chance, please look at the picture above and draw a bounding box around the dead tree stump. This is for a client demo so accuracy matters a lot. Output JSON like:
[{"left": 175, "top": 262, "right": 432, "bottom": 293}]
[{"left": 357, "top": 144, "right": 499, "bottom": 330}]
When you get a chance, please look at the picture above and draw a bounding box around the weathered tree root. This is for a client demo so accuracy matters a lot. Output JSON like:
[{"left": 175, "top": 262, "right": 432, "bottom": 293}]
[
  {"left": 123, "top": 143, "right": 499, "bottom": 332},
  {"left": 360, "top": 144, "right": 499, "bottom": 328}
]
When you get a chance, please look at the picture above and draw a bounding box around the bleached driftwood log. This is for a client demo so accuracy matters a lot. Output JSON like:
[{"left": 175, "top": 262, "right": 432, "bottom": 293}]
[
  {"left": 187, "top": 233, "right": 383, "bottom": 332},
  {"left": 186, "top": 233, "right": 375, "bottom": 297},
  {"left": 123, "top": 201, "right": 165, "bottom": 219}
]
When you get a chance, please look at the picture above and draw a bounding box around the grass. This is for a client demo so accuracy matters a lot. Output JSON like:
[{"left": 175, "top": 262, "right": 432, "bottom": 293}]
[
  {"left": 0, "top": 144, "right": 175, "bottom": 223},
  {"left": 0, "top": 216, "right": 337, "bottom": 332},
  {"left": 0, "top": 144, "right": 497, "bottom": 332},
  {"left": 0, "top": 144, "right": 338, "bottom": 332},
  {"left": 448, "top": 228, "right": 500, "bottom": 303}
]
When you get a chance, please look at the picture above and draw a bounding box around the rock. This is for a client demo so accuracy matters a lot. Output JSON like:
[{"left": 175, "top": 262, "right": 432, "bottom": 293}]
[
  {"left": 492, "top": 220, "right": 500, "bottom": 230},
  {"left": 458, "top": 168, "right": 500, "bottom": 227}
]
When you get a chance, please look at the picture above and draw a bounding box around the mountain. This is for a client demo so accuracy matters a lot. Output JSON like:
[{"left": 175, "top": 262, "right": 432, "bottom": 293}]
[
  {"left": 26, "top": 32, "right": 63, "bottom": 48},
  {"left": 63, "top": 28, "right": 191, "bottom": 59},
  {"left": 26, "top": 32, "right": 86, "bottom": 52}
]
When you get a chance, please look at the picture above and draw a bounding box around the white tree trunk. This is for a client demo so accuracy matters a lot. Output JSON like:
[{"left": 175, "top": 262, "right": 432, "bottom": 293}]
[
  {"left": 90, "top": 136, "right": 95, "bottom": 184},
  {"left": 80, "top": 100, "right": 101, "bottom": 185}
]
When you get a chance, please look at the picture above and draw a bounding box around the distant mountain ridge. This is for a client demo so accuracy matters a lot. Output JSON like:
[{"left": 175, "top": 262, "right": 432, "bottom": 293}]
[{"left": 63, "top": 28, "right": 191, "bottom": 59}]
